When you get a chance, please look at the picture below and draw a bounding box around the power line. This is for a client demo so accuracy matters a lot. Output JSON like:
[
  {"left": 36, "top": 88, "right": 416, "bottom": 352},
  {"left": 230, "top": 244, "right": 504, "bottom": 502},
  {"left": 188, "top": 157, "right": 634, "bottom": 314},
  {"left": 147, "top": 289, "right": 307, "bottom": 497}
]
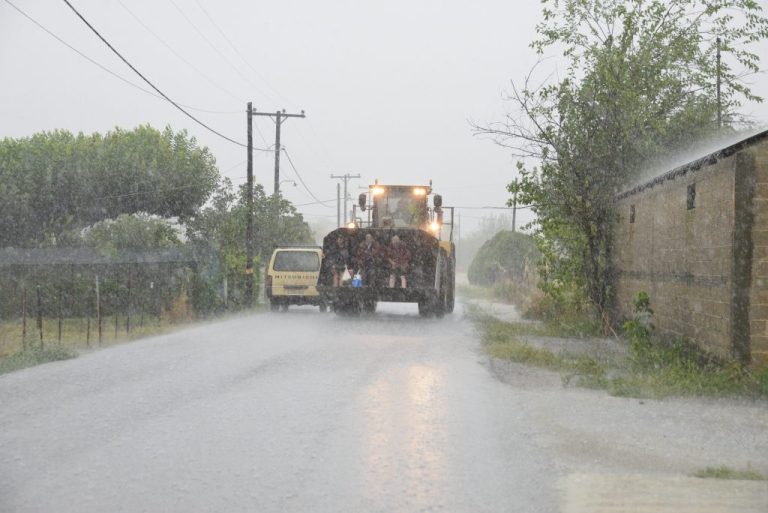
[
  {"left": 167, "top": 0, "right": 274, "bottom": 103},
  {"left": 61, "top": 0, "right": 249, "bottom": 148},
  {"left": 116, "top": 0, "right": 270, "bottom": 146},
  {"left": 3, "top": 0, "right": 235, "bottom": 115},
  {"left": 293, "top": 198, "right": 337, "bottom": 207},
  {"left": 192, "top": 0, "right": 289, "bottom": 105},
  {"left": 91, "top": 181, "right": 208, "bottom": 201},
  {"left": 282, "top": 148, "right": 334, "bottom": 208},
  {"left": 115, "top": 0, "right": 243, "bottom": 106},
  {"left": 452, "top": 206, "right": 517, "bottom": 210},
  {"left": 90, "top": 162, "right": 247, "bottom": 202}
]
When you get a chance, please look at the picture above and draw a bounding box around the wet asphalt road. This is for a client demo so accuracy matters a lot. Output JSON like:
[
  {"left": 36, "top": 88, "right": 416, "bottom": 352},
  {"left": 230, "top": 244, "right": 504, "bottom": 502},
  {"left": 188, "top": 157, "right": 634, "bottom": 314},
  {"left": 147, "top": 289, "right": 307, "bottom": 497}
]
[{"left": 1, "top": 302, "right": 766, "bottom": 512}]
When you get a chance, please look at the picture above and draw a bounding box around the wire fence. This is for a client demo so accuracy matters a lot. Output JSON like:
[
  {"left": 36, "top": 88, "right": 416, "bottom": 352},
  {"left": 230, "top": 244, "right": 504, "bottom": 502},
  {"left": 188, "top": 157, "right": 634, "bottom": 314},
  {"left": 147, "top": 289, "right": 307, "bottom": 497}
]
[{"left": 0, "top": 248, "right": 260, "bottom": 356}]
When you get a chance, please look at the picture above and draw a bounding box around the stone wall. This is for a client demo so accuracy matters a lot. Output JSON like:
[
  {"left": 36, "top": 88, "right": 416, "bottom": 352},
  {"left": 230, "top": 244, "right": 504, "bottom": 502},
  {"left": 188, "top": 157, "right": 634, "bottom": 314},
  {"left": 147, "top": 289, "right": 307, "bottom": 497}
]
[{"left": 614, "top": 133, "right": 768, "bottom": 367}]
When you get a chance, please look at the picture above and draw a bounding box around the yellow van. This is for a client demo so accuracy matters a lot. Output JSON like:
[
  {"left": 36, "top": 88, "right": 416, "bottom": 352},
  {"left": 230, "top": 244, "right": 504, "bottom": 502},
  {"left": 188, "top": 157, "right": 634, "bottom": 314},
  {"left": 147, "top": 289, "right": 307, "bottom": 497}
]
[{"left": 265, "top": 246, "right": 326, "bottom": 312}]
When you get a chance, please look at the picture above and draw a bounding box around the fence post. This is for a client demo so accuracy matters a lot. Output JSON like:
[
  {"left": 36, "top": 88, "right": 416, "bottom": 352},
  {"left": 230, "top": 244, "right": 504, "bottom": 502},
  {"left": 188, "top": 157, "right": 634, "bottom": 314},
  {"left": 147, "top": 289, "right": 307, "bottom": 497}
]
[
  {"left": 95, "top": 274, "right": 102, "bottom": 346},
  {"left": 36, "top": 285, "right": 43, "bottom": 350},
  {"left": 139, "top": 279, "right": 145, "bottom": 328},
  {"left": 21, "top": 287, "right": 27, "bottom": 351},
  {"left": 126, "top": 271, "right": 132, "bottom": 334},
  {"left": 113, "top": 278, "right": 119, "bottom": 340},
  {"left": 154, "top": 279, "right": 161, "bottom": 324},
  {"left": 57, "top": 288, "right": 63, "bottom": 345}
]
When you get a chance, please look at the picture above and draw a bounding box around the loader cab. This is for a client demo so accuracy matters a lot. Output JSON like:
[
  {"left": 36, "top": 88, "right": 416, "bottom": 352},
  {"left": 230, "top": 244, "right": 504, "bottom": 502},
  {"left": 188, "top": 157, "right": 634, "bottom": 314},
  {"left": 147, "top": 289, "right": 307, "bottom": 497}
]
[
  {"left": 356, "top": 182, "right": 448, "bottom": 240},
  {"left": 371, "top": 185, "right": 429, "bottom": 229}
]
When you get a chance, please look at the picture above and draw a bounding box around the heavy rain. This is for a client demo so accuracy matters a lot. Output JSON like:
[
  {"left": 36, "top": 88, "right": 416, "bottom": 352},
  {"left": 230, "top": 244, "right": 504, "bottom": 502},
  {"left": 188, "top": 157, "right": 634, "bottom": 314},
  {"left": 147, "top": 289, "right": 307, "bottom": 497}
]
[{"left": 1, "top": 1, "right": 768, "bottom": 512}]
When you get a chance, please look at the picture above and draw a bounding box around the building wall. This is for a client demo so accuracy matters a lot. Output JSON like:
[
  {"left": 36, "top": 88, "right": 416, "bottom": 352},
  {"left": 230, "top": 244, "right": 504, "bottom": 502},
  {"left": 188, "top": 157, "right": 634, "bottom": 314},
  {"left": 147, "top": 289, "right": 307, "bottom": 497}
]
[
  {"left": 616, "top": 137, "right": 768, "bottom": 367},
  {"left": 615, "top": 158, "right": 737, "bottom": 359},
  {"left": 748, "top": 142, "right": 768, "bottom": 367}
]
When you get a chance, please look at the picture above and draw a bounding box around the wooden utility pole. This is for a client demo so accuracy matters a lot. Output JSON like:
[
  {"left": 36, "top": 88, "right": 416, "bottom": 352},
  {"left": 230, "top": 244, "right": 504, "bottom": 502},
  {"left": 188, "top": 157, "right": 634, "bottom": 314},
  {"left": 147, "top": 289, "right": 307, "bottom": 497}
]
[
  {"left": 246, "top": 106, "right": 304, "bottom": 306},
  {"left": 511, "top": 179, "right": 518, "bottom": 232},
  {"left": 336, "top": 182, "right": 341, "bottom": 228},
  {"left": 250, "top": 108, "right": 306, "bottom": 195},
  {"left": 330, "top": 173, "right": 361, "bottom": 225},
  {"left": 245, "top": 102, "right": 255, "bottom": 306}
]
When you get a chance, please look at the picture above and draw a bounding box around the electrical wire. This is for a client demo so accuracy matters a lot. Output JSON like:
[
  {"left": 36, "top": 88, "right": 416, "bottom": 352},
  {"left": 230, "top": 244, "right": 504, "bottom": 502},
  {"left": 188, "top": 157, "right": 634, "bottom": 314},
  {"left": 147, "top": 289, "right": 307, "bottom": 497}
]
[
  {"left": 79, "top": 160, "right": 249, "bottom": 203},
  {"left": 61, "top": 0, "right": 253, "bottom": 148},
  {"left": 167, "top": 0, "right": 274, "bottom": 104},
  {"left": 293, "top": 198, "right": 337, "bottom": 207},
  {"left": 281, "top": 148, "right": 334, "bottom": 208},
  {"left": 192, "top": 0, "right": 289, "bottom": 105},
  {"left": 115, "top": 0, "right": 243, "bottom": 106},
  {"left": 2, "top": 0, "right": 235, "bottom": 115},
  {"left": 115, "top": 0, "right": 270, "bottom": 145},
  {"left": 452, "top": 206, "right": 517, "bottom": 210},
  {"left": 91, "top": 182, "right": 207, "bottom": 201}
]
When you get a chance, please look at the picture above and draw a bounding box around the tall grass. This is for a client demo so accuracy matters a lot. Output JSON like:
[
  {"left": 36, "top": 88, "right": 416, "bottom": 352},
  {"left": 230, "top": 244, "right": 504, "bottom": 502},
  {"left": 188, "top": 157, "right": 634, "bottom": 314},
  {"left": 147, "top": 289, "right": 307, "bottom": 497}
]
[{"left": 473, "top": 310, "right": 768, "bottom": 399}]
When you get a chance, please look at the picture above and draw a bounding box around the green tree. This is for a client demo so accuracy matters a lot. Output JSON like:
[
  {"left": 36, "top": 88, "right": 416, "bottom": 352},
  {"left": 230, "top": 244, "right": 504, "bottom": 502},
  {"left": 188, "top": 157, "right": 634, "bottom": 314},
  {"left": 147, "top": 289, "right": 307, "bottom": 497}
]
[
  {"left": 0, "top": 125, "right": 218, "bottom": 247},
  {"left": 81, "top": 213, "right": 183, "bottom": 254},
  {"left": 79, "top": 212, "right": 188, "bottom": 319},
  {"left": 186, "top": 179, "right": 314, "bottom": 308},
  {"left": 455, "top": 214, "right": 515, "bottom": 273},
  {"left": 476, "top": 0, "right": 767, "bottom": 329},
  {"left": 468, "top": 230, "right": 540, "bottom": 287}
]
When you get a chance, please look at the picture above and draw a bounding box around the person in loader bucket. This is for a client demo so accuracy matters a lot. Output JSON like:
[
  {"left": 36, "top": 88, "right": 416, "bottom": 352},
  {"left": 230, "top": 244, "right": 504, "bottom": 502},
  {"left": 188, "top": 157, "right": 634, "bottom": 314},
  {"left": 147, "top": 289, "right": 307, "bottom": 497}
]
[
  {"left": 387, "top": 235, "right": 411, "bottom": 288},
  {"left": 355, "top": 233, "right": 383, "bottom": 287},
  {"left": 327, "top": 235, "right": 351, "bottom": 287}
]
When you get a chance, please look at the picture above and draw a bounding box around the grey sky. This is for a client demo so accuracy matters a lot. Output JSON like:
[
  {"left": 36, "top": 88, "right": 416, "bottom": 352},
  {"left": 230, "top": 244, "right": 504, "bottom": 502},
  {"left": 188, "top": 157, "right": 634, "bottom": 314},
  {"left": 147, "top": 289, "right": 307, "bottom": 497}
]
[{"left": 1, "top": 0, "right": 767, "bottom": 233}]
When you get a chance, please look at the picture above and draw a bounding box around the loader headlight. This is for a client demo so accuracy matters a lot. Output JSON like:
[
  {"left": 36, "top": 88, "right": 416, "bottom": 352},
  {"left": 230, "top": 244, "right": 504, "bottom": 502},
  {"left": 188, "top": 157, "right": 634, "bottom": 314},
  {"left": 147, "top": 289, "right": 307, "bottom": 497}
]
[
  {"left": 347, "top": 222, "right": 357, "bottom": 229},
  {"left": 413, "top": 188, "right": 427, "bottom": 196},
  {"left": 429, "top": 221, "right": 440, "bottom": 232}
]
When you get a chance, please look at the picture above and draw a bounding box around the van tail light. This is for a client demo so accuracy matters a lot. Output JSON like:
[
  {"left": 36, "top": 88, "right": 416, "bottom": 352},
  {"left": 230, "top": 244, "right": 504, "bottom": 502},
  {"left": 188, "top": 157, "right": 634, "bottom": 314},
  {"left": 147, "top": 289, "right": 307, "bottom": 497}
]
[{"left": 266, "top": 275, "right": 273, "bottom": 297}]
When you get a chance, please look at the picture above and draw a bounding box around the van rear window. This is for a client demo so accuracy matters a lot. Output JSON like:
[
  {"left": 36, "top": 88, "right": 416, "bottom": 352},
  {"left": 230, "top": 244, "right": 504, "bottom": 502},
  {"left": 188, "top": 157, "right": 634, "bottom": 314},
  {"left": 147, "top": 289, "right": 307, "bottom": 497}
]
[{"left": 273, "top": 251, "right": 320, "bottom": 272}]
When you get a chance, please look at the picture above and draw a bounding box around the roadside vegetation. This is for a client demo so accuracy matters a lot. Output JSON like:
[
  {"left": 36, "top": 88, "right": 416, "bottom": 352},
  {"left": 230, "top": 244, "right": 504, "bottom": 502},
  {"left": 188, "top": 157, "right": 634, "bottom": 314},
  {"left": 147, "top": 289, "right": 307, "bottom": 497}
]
[
  {"left": 693, "top": 466, "right": 766, "bottom": 481},
  {"left": 471, "top": 302, "right": 768, "bottom": 400},
  {"left": 1, "top": 311, "right": 187, "bottom": 376},
  {"left": 0, "top": 346, "right": 76, "bottom": 376}
]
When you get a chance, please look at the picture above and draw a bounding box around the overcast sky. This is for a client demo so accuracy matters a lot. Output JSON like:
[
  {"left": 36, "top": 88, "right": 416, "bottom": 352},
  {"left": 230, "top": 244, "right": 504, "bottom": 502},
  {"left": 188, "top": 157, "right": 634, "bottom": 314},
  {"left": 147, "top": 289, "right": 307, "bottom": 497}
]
[{"left": 2, "top": 0, "right": 767, "bottom": 234}]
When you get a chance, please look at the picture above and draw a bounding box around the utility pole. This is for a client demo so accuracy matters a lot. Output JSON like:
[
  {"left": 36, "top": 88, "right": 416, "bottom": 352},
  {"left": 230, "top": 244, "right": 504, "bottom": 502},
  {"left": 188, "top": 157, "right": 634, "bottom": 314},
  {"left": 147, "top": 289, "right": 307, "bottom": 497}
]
[
  {"left": 245, "top": 102, "right": 255, "bottom": 306},
  {"left": 511, "top": 178, "right": 518, "bottom": 232},
  {"left": 250, "top": 108, "right": 306, "bottom": 195},
  {"left": 336, "top": 182, "right": 341, "bottom": 228},
  {"left": 330, "top": 173, "right": 361, "bottom": 225},
  {"left": 245, "top": 105, "right": 304, "bottom": 305},
  {"left": 716, "top": 37, "right": 722, "bottom": 129}
]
